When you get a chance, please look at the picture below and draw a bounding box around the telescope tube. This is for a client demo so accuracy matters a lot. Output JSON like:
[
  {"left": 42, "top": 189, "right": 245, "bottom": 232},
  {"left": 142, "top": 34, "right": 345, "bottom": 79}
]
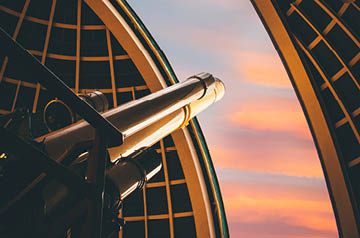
[
  {"left": 37, "top": 73, "right": 224, "bottom": 161},
  {"left": 106, "top": 149, "right": 162, "bottom": 201},
  {"left": 107, "top": 78, "right": 225, "bottom": 161}
]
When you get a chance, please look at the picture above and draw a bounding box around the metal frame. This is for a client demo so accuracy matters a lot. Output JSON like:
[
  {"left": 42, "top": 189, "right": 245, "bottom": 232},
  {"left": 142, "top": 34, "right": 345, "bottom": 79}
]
[
  {"left": 251, "top": 0, "right": 360, "bottom": 236},
  {"left": 82, "top": 1, "right": 228, "bottom": 237},
  {"left": 0, "top": 26, "right": 122, "bottom": 237},
  {"left": 0, "top": 27, "right": 123, "bottom": 146}
]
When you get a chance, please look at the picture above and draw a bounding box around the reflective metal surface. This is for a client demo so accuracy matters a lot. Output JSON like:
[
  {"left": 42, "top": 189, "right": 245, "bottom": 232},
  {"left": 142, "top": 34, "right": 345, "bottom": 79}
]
[
  {"left": 106, "top": 149, "right": 162, "bottom": 200},
  {"left": 37, "top": 73, "right": 224, "bottom": 161},
  {"left": 108, "top": 78, "right": 225, "bottom": 160}
]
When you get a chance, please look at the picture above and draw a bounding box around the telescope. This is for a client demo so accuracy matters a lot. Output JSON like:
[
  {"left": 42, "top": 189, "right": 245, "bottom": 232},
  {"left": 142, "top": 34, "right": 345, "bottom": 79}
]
[
  {"left": 38, "top": 72, "right": 225, "bottom": 161},
  {"left": 0, "top": 34, "right": 225, "bottom": 237},
  {"left": 0, "top": 15, "right": 225, "bottom": 237}
]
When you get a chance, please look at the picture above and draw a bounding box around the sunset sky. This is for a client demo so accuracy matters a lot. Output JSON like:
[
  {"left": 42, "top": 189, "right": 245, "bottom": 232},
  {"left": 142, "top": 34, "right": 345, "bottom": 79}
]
[{"left": 127, "top": 0, "right": 337, "bottom": 237}]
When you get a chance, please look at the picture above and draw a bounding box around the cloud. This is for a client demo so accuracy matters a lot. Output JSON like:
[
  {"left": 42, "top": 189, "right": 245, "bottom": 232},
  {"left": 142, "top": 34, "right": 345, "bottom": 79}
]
[
  {"left": 130, "top": 0, "right": 289, "bottom": 89},
  {"left": 229, "top": 220, "right": 336, "bottom": 238},
  {"left": 216, "top": 169, "right": 337, "bottom": 237},
  {"left": 217, "top": 168, "right": 330, "bottom": 202},
  {"left": 159, "top": 26, "right": 243, "bottom": 55},
  {"left": 227, "top": 97, "right": 311, "bottom": 139},
  {"left": 210, "top": 145, "right": 322, "bottom": 178},
  {"left": 200, "top": 96, "right": 321, "bottom": 178},
  {"left": 172, "top": 0, "right": 248, "bottom": 9},
  {"left": 133, "top": 3, "right": 289, "bottom": 89},
  {"left": 234, "top": 51, "right": 291, "bottom": 87},
  {"left": 160, "top": 27, "right": 291, "bottom": 88},
  {"left": 224, "top": 193, "right": 336, "bottom": 236}
]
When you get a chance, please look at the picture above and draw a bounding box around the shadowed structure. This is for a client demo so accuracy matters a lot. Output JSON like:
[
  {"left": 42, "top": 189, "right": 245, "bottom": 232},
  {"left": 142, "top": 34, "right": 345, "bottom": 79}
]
[
  {"left": 0, "top": 0, "right": 228, "bottom": 237},
  {"left": 251, "top": 0, "right": 360, "bottom": 237}
]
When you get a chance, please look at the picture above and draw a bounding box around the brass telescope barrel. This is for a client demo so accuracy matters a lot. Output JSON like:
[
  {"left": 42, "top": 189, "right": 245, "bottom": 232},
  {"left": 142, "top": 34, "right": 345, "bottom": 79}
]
[
  {"left": 37, "top": 73, "right": 225, "bottom": 161},
  {"left": 108, "top": 78, "right": 225, "bottom": 161}
]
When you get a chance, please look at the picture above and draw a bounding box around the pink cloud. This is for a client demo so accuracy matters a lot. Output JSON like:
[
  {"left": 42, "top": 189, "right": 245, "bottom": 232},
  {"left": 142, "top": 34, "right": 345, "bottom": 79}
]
[
  {"left": 234, "top": 51, "right": 291, "bottom": 87},
  {"left": 162, "top": 27, "right": 291, "bottom": 88},
  {"left": 172, "top": 0, "right": 249, "bottom": 9},
  {"left": 161, "top": 26, "right": 243, "bottom": 55},
  {"left": 151, "top": 17, "right": 291, "bottom": 89}
]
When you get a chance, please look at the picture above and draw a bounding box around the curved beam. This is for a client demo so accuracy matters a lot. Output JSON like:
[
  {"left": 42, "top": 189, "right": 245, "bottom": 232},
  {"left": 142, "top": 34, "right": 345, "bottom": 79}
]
[
  {"left": 84, "top": 0, "right": 216, "bottom": 237},
  {"left": 251, "top": 1, "right": 359, "bottom": 237}
]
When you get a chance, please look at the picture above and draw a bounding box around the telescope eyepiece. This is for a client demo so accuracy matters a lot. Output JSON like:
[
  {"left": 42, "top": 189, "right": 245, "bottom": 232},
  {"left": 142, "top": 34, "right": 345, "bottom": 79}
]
[{"left": 43, "top": 91, "right": 109, "bottom": 132}]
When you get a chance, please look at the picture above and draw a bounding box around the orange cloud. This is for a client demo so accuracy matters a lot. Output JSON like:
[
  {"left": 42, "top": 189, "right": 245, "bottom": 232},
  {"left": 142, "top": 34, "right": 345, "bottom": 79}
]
[
  {"left": 210, "top": 145, "right": 322, "bottom": 178},
  {"left": 227, "top": 97, "right": 311, "bottom": 139},
  {"left": 225, "top": 195, "right": 335, "bottom": 231},
  {"left": 218, "top": 175, "right": 337, "bottom": 236},
  {"left": 203, "top": 97, "right": 321, "bottom": 177},
  {"left": 224, "top": 195, "right": 337, "bottom": 236},
  {"left": 235, "top": 52, "right": 291, "bottom": 87}
]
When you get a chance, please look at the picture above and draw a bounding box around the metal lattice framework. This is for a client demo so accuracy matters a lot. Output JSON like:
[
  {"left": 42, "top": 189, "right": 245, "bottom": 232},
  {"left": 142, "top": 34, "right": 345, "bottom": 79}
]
[
  {"left": 251, "top": 0, "right": 360, "bottom": 237},
  {"left": 0, "top": 0, "right": 228, "bottom": 237}
]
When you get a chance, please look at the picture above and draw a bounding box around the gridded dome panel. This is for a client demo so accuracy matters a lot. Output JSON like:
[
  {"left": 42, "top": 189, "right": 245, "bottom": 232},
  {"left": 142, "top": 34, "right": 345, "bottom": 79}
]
[
  {"left": 0, "top": 0, "right": 146, "bottom": 112},
  {"left": 0, "top": 0, "right": 228, "bottom": 237},
  {"left": 251, "top": 0, "right": 360, "bottom": 236}
]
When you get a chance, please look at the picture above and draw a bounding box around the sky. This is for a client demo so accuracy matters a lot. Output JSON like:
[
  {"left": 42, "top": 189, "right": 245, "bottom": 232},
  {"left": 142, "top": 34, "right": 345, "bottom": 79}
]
[{"left": 127, "top": 0, "right": 338, "bottom": 237}]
